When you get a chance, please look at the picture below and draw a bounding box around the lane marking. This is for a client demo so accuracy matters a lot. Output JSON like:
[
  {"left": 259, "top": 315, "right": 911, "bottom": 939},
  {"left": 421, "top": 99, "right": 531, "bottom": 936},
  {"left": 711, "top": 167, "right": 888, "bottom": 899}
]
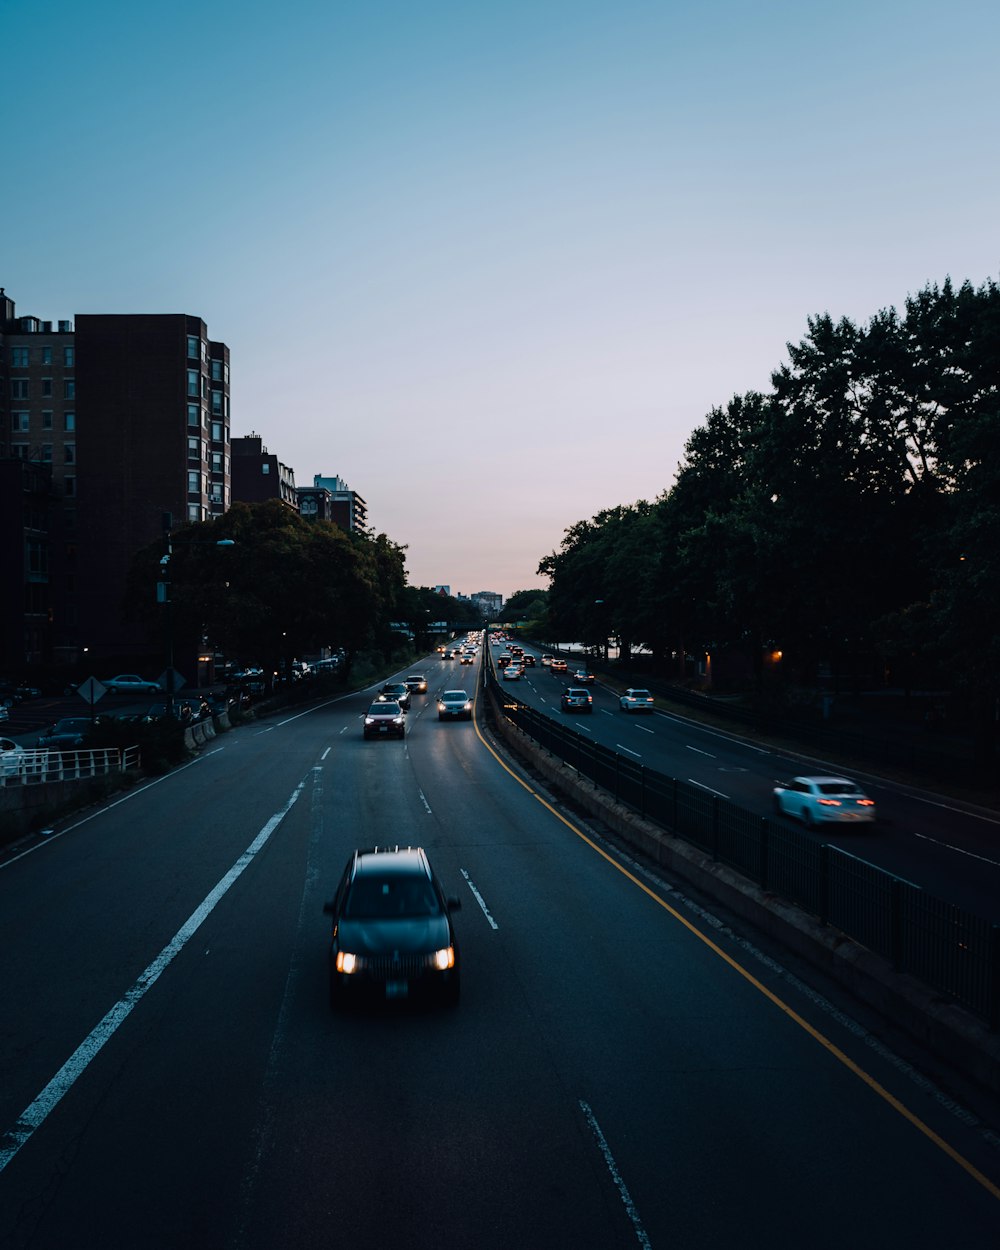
[
  {"left": 320, "top": 747, "right": 332, "bottom": 760},
  {"left": 616, "top": 744, "right": 642, "bottom": 759},
  {"left": 0, "top": 780, "right": 306, "bottom": 1174},
  {"left": 579, "top": 1100, "right": 652, "bottom": 1249},
  {"left": 913, "top": 830, "right": 1000, "bottom": 870},
  {"left": 686, "top": 745, "right": 715, "bottom": 758},
  {"left": 687, "top": 778, "right": 729, "bottom": 798},
  {"left": 634, "top": 724, "right": 654, "bottom": 734},
  {"left": 419, "top": 789, "right": 432, "bottom": 815},
  {"left": 460, "top": 868, "right": 499, "bottom": 929},
  {"left": 470, "top": 701, "right": 1000, "bottom": 1202}
]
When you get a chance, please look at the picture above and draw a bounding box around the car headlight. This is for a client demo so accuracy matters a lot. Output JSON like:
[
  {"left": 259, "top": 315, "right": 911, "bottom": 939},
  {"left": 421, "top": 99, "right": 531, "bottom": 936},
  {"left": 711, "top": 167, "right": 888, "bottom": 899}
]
[
  {"left": 365, "top": 717, "right": 375, "bottom": 725},
  {"left": 336, "top": 951, "right": 360, "bottom": 974},
  {"left": 432, "top": 946, "right": 455, "bottom": 971}
]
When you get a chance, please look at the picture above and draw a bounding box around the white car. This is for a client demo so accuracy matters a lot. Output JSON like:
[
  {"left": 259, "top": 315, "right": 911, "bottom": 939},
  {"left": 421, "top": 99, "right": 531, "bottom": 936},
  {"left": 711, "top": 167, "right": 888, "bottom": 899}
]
[
  {"left": 104, "top": 674, "right": 161, "bottom": 694},
  {"left": 773, "top": 776, "right": 876, "bottom": 826},
  {"left": 619, "top": 688, "right": 654, "bottom": 713},
  {"left": 0, "top": 737, "right": 26, "bottom": 777}
]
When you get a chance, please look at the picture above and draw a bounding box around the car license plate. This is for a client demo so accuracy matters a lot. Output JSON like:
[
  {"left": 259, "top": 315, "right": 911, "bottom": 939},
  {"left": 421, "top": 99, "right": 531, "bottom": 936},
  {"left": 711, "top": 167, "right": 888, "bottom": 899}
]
[
  {"left": 379, "top": 724, "right": 388, "bottom": 733},
  {"left": 385, "top": 980, "right": 409, "bottom": 999}
]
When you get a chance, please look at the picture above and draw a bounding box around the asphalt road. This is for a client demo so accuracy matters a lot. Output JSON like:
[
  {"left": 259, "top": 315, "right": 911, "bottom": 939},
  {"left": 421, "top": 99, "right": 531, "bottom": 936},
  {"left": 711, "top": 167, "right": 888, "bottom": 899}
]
[
  {"left": 2, "top": 654, "right": 999, "bottom": 1248},
  {"left": 497, "top": 652, "right": 1000, "bottom": 922}
]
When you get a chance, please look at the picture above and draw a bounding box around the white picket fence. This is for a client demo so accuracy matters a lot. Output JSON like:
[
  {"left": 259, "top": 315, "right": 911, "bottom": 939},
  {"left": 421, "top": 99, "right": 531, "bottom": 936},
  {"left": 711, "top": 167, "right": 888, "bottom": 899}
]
[{"left": 0, "top": 745, "right": 141, "bottom": 786}]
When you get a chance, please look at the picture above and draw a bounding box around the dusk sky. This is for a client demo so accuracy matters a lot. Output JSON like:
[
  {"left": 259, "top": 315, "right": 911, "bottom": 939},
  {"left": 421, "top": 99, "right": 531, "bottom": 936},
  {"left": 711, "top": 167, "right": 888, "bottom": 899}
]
[{"left": 6, "top": 0, "right": 998, "bottom": 599}]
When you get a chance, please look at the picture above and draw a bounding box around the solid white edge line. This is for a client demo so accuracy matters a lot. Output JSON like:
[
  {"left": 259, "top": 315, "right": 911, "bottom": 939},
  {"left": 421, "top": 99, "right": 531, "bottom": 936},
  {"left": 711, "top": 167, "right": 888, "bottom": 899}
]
[
  {"left": 0, "top": 780, "right": 306, "bottom": 1173},
  {"left": 579, "top": 1100, "right": 652, "bottom": 1248}
]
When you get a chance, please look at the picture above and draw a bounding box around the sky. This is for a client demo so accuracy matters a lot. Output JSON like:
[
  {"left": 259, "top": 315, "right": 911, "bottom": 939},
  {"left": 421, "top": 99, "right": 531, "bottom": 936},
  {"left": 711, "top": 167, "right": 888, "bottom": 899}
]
[{"left": 4, "top": 0, "right": 999, "bottom": 599}]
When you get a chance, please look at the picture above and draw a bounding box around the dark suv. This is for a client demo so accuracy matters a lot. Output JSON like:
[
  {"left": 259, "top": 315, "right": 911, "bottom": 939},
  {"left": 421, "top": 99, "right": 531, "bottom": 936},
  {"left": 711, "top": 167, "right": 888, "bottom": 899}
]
[{"left": 323, "top": 847, "right": 461, "bottom": 1007}]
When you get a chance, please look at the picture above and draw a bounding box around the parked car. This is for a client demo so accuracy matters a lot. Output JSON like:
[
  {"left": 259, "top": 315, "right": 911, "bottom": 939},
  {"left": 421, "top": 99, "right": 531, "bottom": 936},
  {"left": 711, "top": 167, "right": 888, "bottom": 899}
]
[
  {"left": 773, "top": 776, "right": 876, "bottom": 826},
  {"left": 37, "top": 718, "right": 91, "bottom": 748},
  {"left": 437, "top": 690, "right": 472, "bottom": 721},
  {"left": 104, "top": 674, "right": 161, "bottom": 694},
  {"left": 619, "top": 688, "right": 654, "bottom": 713},
  {"left": 561, "top": 687, "right": 593, "bottom": 713},
  {"left": 0, "top": 737, "right": 26, "bottom": 777},
  {"left": 363, "top": 701, "right": 406, "bottom": 739},
  {"left": 323, "top": 846, "right": 461, "bottom": 1007}
]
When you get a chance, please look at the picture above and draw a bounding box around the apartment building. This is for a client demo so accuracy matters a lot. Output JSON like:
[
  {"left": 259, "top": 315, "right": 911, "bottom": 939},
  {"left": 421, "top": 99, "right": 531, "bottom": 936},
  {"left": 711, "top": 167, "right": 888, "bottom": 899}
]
[
  {"left": 231, "top": 433, "right": 297, "bottom": 507},
  {"left": 311, "top": 473, "right": 368, "bottom": 534}
]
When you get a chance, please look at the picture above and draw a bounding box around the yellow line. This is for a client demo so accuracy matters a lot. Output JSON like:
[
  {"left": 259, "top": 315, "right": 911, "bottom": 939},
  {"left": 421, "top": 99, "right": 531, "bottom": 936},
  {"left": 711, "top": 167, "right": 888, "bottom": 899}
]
[{"left": 471, "top": 690, "right": 1000, "bottom": 1202}]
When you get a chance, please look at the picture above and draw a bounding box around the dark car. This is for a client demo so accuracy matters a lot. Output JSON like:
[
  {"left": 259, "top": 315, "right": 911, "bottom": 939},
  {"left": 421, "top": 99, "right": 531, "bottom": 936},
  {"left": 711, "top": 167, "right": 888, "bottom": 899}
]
[
  {"left": 323, "top": 846, "right": 461, "bottom": 1007},
  {"left": 37, "top": 717, "right": 91, "bottom": 748},
  {"left": 380, "top": 682, "right": 412, "bottom": 711},
  {"left": 363, "top": 701, "right": 406, "bottom": 739},
  {"left": 561, "top": 687, "right": 593, "bottom": 713},
  {"left": 573, "top": 669, "right": 595, "bottom": 684},
  {"left": 404, "top": 674, "right": 428, "bottom": 694}
]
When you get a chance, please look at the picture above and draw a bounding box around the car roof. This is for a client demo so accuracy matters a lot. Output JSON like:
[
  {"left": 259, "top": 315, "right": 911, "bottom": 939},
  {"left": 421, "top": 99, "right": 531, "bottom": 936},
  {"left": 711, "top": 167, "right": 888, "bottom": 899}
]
[
  {"left": 369, "top": 701, "right": 401, "bottom": 711},
  {"left": 352, "top": 845, "right": 430, "bottom": 877},
  {"left": 441, "top": 690, "right": 469, "bottom": 698}
]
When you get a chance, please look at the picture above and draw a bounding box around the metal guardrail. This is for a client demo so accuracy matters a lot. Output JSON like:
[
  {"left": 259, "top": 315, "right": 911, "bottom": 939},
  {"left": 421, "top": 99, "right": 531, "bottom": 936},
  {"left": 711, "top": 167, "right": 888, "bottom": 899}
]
[
  {"left": 0, "top": 745, "right": 141, "bottom": 786},
  {"left": 485, "top": 668, "right": 1000, "bottom": 1029}
]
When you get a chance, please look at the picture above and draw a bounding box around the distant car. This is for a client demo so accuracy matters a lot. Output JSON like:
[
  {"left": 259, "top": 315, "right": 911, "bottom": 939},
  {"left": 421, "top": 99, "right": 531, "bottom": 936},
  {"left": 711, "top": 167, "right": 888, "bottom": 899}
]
[
  {"left": 502, "top": 665, "right": 522, "bottom": 680},
  {"left": 497, "top": 654, "right": 512, "bottom": 669},
  {"left": 619, "top": 688, "right": 654, "bottom": 713},
  {"left": 459, "top": 653, "right": 475, "bottom": 666},
  {"left": 438, "top": 690, "right": 473, "bottom": 721},
  {"left": 363, "top": 701, "right": 406, "bottom": 739},
  {"left": 37, "top": 718, "right": 91, "bottom": 748},
  {"left": 404, "top": 675, "right": 428, "bottom": 694},
  {"left": 773, "top": 776, "right": 876, "bottom": 826},
  {"left": 573, "top": 669, "right": 595, "bottom": 684},
  {"left": 540, "top": 655, "right": 554, "bottom": 667},
  {"left": 550, "top": 659, "right": 568, "bottom": 674},
  {"left": 522, "top": 654, "right": 536, "bottom": 667},
  {"left": 380, "top": 682, "right": 412, "bottom": 710},
  {"left": 104, "top": 674, "right": 161, "bottom": 694},
  {"left": 0, "top": 737, "right": 26, "bottom": 777},
  {"left": 323, "top": 846, "right": 461, "bottom": 1007},
  {"left": 561, "top": 687, "right": 593, "bottom": 713}
]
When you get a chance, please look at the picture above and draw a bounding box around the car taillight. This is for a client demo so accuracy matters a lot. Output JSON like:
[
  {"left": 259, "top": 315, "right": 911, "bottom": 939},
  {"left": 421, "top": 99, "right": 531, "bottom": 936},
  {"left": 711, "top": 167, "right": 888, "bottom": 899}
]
[
  {"left": 857, "top": 798, "right": 875, "bottom": 806},
  {"left": 818, "top": 799, "right": 842, "bottom": 806}
]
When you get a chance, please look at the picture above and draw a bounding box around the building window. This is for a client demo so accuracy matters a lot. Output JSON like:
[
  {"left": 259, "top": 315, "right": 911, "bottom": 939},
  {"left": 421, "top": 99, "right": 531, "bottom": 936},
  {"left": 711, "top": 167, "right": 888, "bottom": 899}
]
[
  {"left": 13, "top": 411, "right": 30, "bottom": 431},
  {"left": 64, "top": 412, "right": 76, "bottom": 431},
  {"left": 12, "top": 444, "right": 30, "bottom": 459},
  {"left": 65, "top": 444, "right": 76, "bottom": 464},
  {"left": 188, "top": 436, "right": 201, "bottom": 458},
  {"left": 211, "top": 451, "right": 224, "bottom": 472},
  {"left": 64, "top": 476, "right": 76, "bottom": 497},
  {"left": 64, "top": 379, "right": 75, "bottom": 399},
  {"left": 211, "top": 389, "right": 222, "bottom": 415},
  {"left": 42, "top": 378, "right": 53, "bottom": 397},
  {"left": 42, "top": 445, "right": 53, "bottom": 463},
  {"left": 63, "top": 346, "right": 75, "bottom": 367},
  {"left": 11, "top": 379, "right": 29, "bottom": 399},
  {"left": 187, "top": 503, "right": 202, "bottom": 523},
  {"left": 261, "top": 462, "right": 270, "bottom": 474},
  {"left": 210, "top": 484, "right": 224, "bottom": 504},
  {"left": 187, "top": 470, "right": 202, "bottom": 494},
  {"left": 42, "top": 410, "right": 53, "bottom": 430},
  {"left": 211, "top": 421, "right": 224, "bottom": 441},
  {"left": 42, "top": 346, "right": 52, "bottom": 365},
  {"left": 187, "top": 370, "right": 200, "bottom": 397},
  {"left": 11, "top": 347, "right": 29, "bottom": 367},
  {"left": 211, "top": 360, "right": 223, "bottom": 381},
  {"left": 187, "top": 336, "right": 200, "bottom": 360}
]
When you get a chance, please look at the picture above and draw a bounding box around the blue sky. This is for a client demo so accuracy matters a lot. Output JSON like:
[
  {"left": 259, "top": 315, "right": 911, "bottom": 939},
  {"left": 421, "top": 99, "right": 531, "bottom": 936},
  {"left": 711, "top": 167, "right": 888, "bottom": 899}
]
[{"left": 5, "top": 0, "right": 998, "bottom": 598}]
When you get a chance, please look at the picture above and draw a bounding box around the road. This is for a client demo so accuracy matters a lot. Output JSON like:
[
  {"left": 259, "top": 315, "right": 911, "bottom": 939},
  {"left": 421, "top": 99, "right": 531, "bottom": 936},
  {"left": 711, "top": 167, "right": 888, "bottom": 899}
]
[
  {"left": 497, "top": 652, "right": 1000, "bottom": 922},
  {"left": 2, "top": 654, "right": 999, "bottom": 1248}
]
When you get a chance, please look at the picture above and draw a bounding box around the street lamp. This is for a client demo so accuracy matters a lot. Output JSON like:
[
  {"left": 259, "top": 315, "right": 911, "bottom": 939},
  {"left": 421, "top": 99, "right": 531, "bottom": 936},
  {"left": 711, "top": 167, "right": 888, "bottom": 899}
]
[{"left": 158, "top": 535, "right": 235, "bottom": 718}]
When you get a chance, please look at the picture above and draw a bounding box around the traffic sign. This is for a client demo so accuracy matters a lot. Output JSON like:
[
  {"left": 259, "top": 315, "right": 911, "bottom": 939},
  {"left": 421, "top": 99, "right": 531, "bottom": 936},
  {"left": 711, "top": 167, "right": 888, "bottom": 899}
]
[{"left": 76, "top": 677, "right": 106, "bottom": 704}]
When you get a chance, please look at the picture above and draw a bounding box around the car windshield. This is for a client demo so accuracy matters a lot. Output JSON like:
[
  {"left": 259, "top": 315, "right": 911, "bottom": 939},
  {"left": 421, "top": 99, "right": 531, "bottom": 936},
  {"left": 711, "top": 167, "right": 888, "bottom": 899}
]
[
  {"left": 345, "top": 873, "right": 441, "bottom": 918},
  {"left": 443, "top": 692, "right": 468, "bottom": 702},
  {"left": 369, "top": 703, "right": 400, "bottom": 715}
]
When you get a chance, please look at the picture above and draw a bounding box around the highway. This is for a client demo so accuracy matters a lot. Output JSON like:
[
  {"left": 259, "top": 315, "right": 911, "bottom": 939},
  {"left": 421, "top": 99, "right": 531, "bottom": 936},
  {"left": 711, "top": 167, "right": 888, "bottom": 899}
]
[
  {"left": 1, "top": 652, "right": 999, "bottom": 1248},
  {"left": 497, "top": 650, "right": 1000, "bottom": 923}
]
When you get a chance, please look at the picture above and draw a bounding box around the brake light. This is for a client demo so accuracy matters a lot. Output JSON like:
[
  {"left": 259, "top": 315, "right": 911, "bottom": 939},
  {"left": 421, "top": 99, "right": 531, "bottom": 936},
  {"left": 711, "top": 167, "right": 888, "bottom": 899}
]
[
  {"left": 857, "top": 798, "right": 875, "bottom": 806},
  {"left": 818, "top": 799, "right": 842, "bottom": 806}
]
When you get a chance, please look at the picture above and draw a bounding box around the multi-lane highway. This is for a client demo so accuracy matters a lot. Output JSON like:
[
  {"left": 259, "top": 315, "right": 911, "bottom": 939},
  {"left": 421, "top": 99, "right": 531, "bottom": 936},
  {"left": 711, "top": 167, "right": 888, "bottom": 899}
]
[
  {"left": 497, "top": 649, "right": 1000, "bottom": 923},
  {"left": 2, "top": 650, "right": 999, "bottom": 1248}
]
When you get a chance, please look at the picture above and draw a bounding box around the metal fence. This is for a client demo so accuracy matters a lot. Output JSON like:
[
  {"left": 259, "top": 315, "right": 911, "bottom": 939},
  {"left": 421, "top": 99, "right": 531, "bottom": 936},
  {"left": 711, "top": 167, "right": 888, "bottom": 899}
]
[
  {"left": 0, "top": 746, "right": 141, "bottom": 787},
  {"left": 486, "top": 670, "right": 1000, "bottom": 1028}
]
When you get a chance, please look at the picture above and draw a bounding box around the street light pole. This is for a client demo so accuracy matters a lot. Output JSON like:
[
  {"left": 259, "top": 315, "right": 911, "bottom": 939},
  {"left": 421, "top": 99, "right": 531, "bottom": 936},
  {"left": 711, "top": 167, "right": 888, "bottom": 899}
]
[{"left": 159, "top": 531, "right": 235, "bottom": 719}]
